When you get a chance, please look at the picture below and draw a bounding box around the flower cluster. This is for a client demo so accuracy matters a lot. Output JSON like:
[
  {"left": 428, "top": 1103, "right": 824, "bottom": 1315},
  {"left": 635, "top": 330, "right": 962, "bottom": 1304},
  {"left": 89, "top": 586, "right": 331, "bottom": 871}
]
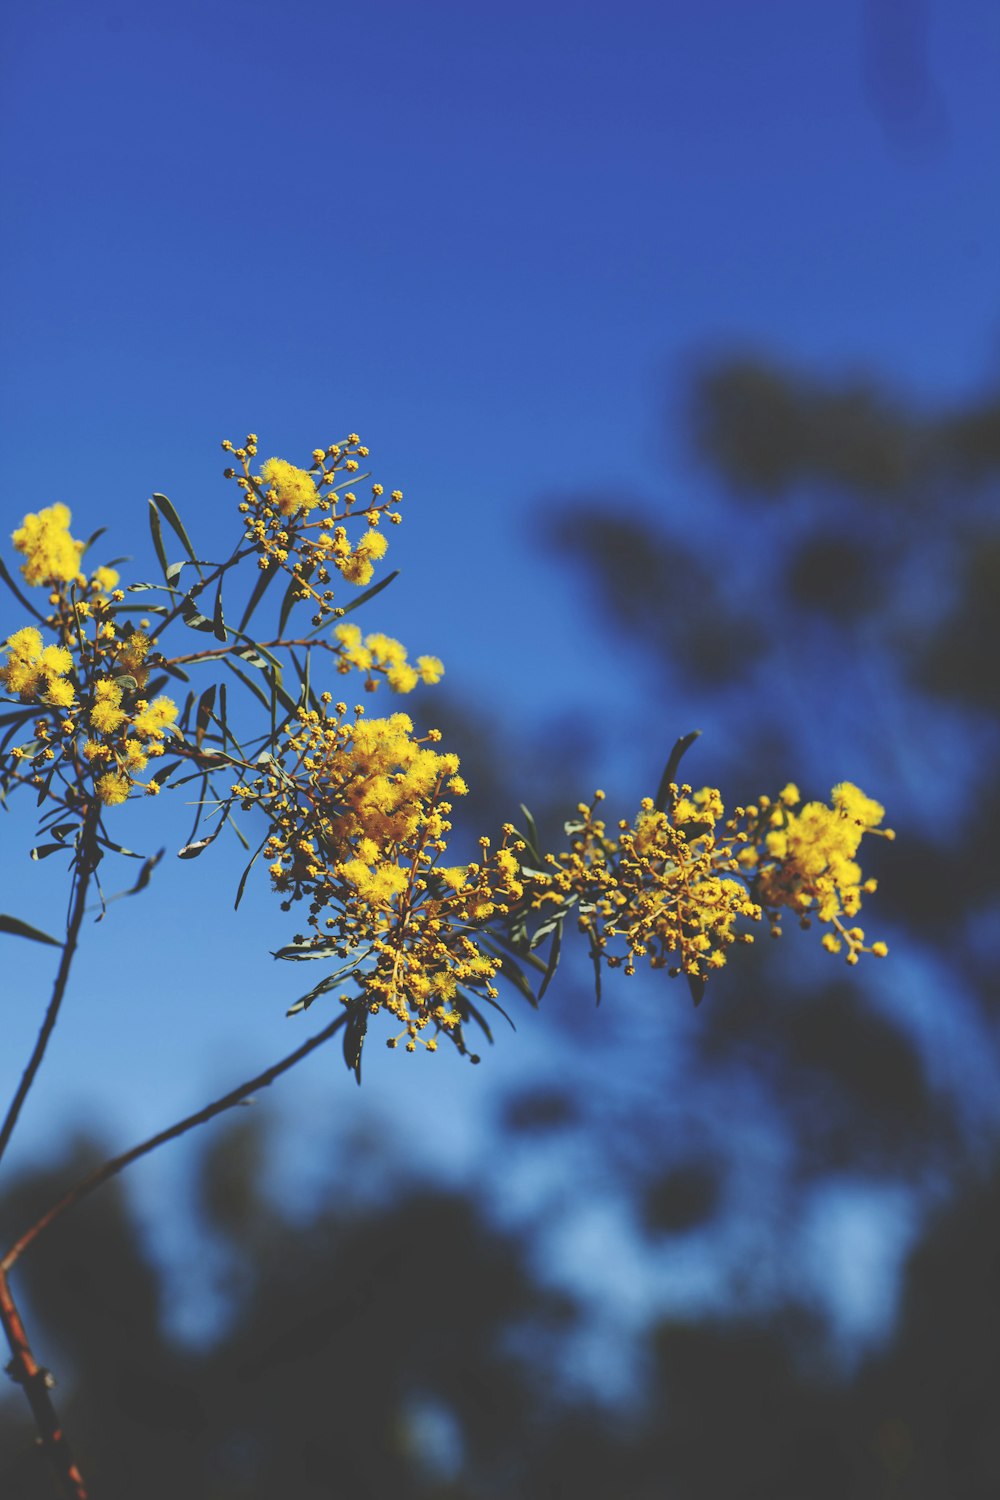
[
  {"left": 737, "top": 781, "right": 893, "bottom": 963},
  {"left": 225, "top": 433, "right": 404, "bottom": 626},
  {"left": 332, "top": 623, "right": 444, "bottom": 695},
  {"left": 232, "top": 701, "right": 522, "bottom": 1054},
  {"left": 0, "top": 628, "right": 76, "bottom": 708},
  {"left": 1, "top": 506, "right": 179, "bottom": 806},
  {"left": 1, "top": 432, "right": 895, "bottom": 1068},
  {"left": 11, "top": 504, "right": 86, "bottom": 587},
  {"left": 531, "top": 780, "right": 892, "bottom": 984}
]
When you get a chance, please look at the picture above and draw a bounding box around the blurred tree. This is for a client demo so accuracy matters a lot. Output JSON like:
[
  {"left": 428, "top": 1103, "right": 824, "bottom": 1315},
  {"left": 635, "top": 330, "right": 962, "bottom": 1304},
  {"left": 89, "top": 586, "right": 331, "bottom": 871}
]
[
  {"left": 4, "top": 1122, "right": 1000, "bottom": 1497},
  {"left": 534, "top": 348, "right": 999, "bottom": 1344}
]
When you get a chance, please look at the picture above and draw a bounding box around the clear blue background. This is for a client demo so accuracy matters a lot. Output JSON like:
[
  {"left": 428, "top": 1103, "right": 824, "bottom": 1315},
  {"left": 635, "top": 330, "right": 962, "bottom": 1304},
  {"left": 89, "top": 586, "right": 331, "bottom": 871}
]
[{"left": 2, "top": 0, "right": 998, "bottom": 1359}]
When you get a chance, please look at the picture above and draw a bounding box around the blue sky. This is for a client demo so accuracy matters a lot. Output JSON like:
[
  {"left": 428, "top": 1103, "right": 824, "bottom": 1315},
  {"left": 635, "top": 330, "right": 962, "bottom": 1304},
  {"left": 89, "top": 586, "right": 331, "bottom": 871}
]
[{"left": 2, "top": 0, "right": 999, "bottom": 1353}]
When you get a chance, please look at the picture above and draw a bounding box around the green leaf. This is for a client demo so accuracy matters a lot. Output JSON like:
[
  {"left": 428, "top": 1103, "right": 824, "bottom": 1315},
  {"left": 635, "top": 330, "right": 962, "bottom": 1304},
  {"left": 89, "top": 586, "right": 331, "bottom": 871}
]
[
  {"left": 222, "top": 656, "right": 272, "bottom": 711},
  {"left": 233, "top": 835, "right": 269, "bottom": 912},
  {"left": 284, "top": 956, "right": 366, "bottom": 1013},
  {"left": 180, "top": 595, "right": 216, "bottom": 634},
  {"left": 0, "top": 555, "right": 45, "bottom": 622},
  {"left": 149, "top": 759, "right": 181, "bottom": 791},
  {"left": 95, "top": 834, "right": 149, "bottom": 859},
  {"left": 212, "top": 576, "right": 227, "bottom": 642},
  {"left": 654, "top": 730, "right": 703, "bottom": 812},
  {"left": 124, "top": 581, "right": 173, "bottom": 595},
  {"left": 343, "top": 997, "right": 368, "bottom": 1084},
  {"left": 109, "top": 850, "right": 165, "bottom": 903},
  {"left": 238, "top": 559, "right": 279, "bottom": 634},
  {"left": 30, "top": 843, "right": 67, "bottom": 862},
  {"left": 194, "top": 685, "right": 217, "bottom": 746},
  {"left": 81, "top": 526, "right": 108, "bottom": 556},
  {"left": 274, "top": 940, "right": 343, "bottom": 963},
  {"left": 536, "top": 919, "right": 562, "bottom": 1002},
  {"left": 277, "top": 570, "right": 302, "bottom": 638},
  {"left": 150, "top": 493, "right": 200, "bottom": 569},
  {"left": 687, "top": 973, "right": 707, "bottom": 1008},
  {"left": 147, "top": 499, "right": 170, "bottom": 579},
  {"left": 336, "top": 567, "right": 400, "bottom": 620},
  {"left": 518, "top": 803, "right": 542, "bottom": 863},
  {"left": 177, "top": 832, "right": 219, "bottom": 860},
  {"left": 0, "top": 914, "right": 62, "bottom": 947},
  {"left": 456, "top": 992, "right": 494, "bottom": 1045}
]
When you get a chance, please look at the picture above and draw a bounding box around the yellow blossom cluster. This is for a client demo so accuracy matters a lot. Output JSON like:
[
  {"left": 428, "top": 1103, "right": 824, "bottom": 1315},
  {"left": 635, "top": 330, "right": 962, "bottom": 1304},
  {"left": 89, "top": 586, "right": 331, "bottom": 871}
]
[
  {"left": 332, "top": 622, "right": 445, "bottom": 694},
  {"left": 232, "top": 702, "right": 521, "bottom": 1054},
  {"left": 2, "top": 503, "right": 179, "bottom": 807},
  {"left": 11, "top": 503, "right": 119, "bottom": 596},
  {"left": 223, "top": 433, "right": 404, "bottom": 627},
  {"left": 2, "top": 435, "right": 895, "bottom": 1069},
  {"left": 11, "top": 504, "right": 86, "bottom": 587},
  {"left": 532, "top": 779, "right": 891, "bottom": 984},
  {"left": 736, "top": 781, "right": 894, "bottom": 963},
  {"left": 0, "top": 627, "right": 76, "bottom": 708}
]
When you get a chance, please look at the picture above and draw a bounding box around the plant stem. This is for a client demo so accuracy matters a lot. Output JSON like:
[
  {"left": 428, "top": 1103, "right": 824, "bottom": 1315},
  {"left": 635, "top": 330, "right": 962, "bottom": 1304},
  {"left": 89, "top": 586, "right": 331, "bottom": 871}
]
[
  {"left": 0, "top": 800, "right": 101, "bottom": 1171},
  {"left": 2, "top": 1010, "right": 347, "bottom": 1275},
  {"left": 0, "top": 1007, "right": 347, "bottom": 1494},
  {"left": 0, "top": 1272, "right": 88, "bottom": 1499}
]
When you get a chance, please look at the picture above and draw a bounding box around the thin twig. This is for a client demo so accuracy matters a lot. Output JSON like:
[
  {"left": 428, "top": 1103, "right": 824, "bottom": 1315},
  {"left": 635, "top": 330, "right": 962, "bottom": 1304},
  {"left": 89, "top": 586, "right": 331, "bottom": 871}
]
[
  {"left": 0, "top": 1007, "right": 347, "bottom": 1496},
  {"left": 0, "top": 1272, "right": 88, "bottom": 1499},
  {"left": 2, "top": 1009, "right": 348, "bottom": 1275},
  {"left": 0, "top": 800, "right": 101, "bottom": 1170}
]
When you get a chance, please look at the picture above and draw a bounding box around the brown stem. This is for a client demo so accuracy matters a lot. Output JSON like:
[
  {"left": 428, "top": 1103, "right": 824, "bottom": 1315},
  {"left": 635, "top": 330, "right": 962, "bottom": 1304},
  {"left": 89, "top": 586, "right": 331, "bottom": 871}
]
[
  {"left": 2, "top": 1009, "right": 347, "bottom": 1275},
  {"left": 167, "top": 635, "right": 340, "bottom": 667},
  {"left": 0, "top": 1272, "right": 88, "bottom": 1499},
  {"left": 0, "top": 1008, "right": 347, "bottom": 1494},
  {"left": 0, "top": 800, "right": 101, "bottom": 1171}
]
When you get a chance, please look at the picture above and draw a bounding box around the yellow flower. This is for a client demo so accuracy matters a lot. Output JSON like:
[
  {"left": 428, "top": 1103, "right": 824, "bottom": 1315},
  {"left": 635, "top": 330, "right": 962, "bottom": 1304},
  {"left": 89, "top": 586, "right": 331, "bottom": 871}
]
[
  {"left": 260, "top": 457, "right": 320, "bottom": 516},
  {"left": 131, "top": 695, "right": 179, "bottom": 739},
  {"left": 386, "top": 663, "right": 419, "bottom": 694},
  {"left": 90, "top": 679, "right": 127, "bottom": 734},
  {"left": 358, "top": 528, "right": 388, "bottom": 561},
  {"left": 96, "top": 771, "right": 131, "bottom": 806},
  {"left": 417, "top": 655, "right": 444, "bottom": 684},
  {"left": 1, "top": 627, "right": 75, "bottom": 703},
  {"left": 90, "top": 565, "right": 120, "bottom": 593},
  {"left": 365, "top": 633, "right": 407, "bottom": 667},
  {"left": 12, "top": 505, "right": 86, "bottom": 587}
]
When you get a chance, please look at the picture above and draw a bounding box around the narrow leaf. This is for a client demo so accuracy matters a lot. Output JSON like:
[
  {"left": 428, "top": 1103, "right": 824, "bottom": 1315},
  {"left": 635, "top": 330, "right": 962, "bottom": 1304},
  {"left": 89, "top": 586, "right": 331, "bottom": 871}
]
[
  {"left": 343, "top": 997, "right": 368, "bottom": 1084},
  {"left": 654, "top": 730, "right": 703, "bottom": 812},
  {"left": 233, "top": 835, "right": 269, "bottom": 912},
  {"left": 457, "top": 992, "right": 494, "bottom": 1045},
  {"left": 0, "top": 914, "right": 62, "bottom": 947},
  {"left": 177, "top": 833, "right": 218, "bottom": 860},
  {"left": 0, "top": 555, "right": 45, "bottom": 622},
  {"left": 150, "top": 492, "right": 200, "bottom": 568},
  {"left": 519, "top": 803, "right": 541, "bottom": 863},
  {"left": 180, "top": 595, "right": 215, "bottom": 634},
  {"left": 277, "top": 571, "right": 301, "bottom": 639},
  {"left": 687, "top": 973, "right": 707, "bottom": 1008},
  {"left": 537, "top": 919, "right": 562, "bottom": 1002},
  {"left": 81, "top": 526, "right": 108, "bottom": 555},
  {"left": 147, "top": 499, "right": 169, "bottom": 579},
  {"left": 195, "top": 685, "right": 217, "bottom": 747},
  {"left": 238, "top": 559, "right": 279, "bottom": 634},
  {"left": 212, "top": 576, "right": 227, "bottom": 642},
  {"left": 336, "top": 568, "right": 400, "bottom": 620}
]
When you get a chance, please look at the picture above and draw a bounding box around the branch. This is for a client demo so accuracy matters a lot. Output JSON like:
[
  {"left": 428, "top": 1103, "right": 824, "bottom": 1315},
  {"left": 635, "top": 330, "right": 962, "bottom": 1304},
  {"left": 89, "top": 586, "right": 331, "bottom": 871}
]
[
  {"left": 0, "top": 1007, "right": 347, "bottom": 1495},
  {"left": 2, "top": 1009, "right": 348, "bottom": 1275},
  {"left": 0, "top": 1272, "right": 88, "bottom": 1499},
  {"left": 0, "top": 800, "right": 101, "bottom": 1171}
]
